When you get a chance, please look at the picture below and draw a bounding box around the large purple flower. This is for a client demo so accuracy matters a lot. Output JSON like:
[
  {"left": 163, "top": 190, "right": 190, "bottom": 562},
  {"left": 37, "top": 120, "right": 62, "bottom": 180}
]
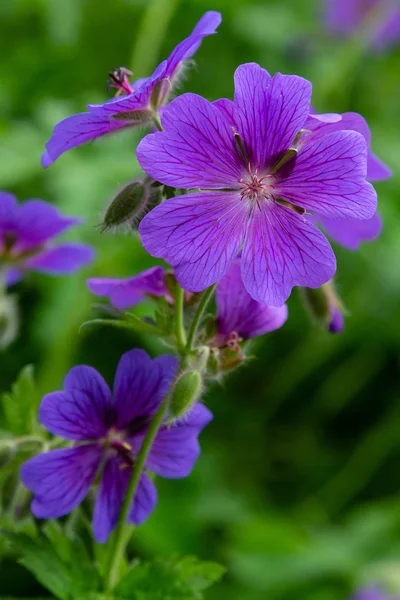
[
  {"left": 304, "top": 111, "right": 390, "bottom": 250},
  {"left": 87, "top": 266, "right": 168, "bottom": 310},
  {"left": 216, "top": 258, "right": 288, "bottom": 343},
  {"left": 41, "top": 11, "right": 221, "bottom": 167},
  {"left": 324, "top": 0, "right": 400, "bottom": 51},
  {"left": 21, "top": 349, "right": 212, "bottom": 543},
  {"left": 0, "top": 192, "right": 94, "bottom": 287},
  {"left": 138, "top": 63, "right": 377, "bottom": 306}
]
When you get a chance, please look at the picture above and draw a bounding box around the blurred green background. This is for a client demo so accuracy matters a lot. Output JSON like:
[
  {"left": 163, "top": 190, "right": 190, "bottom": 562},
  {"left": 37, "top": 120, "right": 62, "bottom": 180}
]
[{"left": 1, "top": 0, "right": 400, "bottom": 598}]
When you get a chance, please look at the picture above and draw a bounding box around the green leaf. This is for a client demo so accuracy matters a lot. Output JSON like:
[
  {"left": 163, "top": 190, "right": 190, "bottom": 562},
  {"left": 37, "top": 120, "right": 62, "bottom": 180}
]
[
  {"left": 115, "top": 555, "right": 225, "bottom": 599},
  {"left": 5, "top": 528, "right": 100, "bottom": 600},
  {"left": 1, "top": 366, "right": 39, "bottom": 435}
]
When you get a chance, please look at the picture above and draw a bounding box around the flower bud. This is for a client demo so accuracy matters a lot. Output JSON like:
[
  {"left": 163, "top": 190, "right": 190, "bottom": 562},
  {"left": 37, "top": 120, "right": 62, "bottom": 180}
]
[
  {"left": 300, "top": 279, "right": 345, "bottom": 334},
  {"left": 0, "top": 294, "right": 19, "bottom": 349},
  {"left": 101, "top": 177, "right": 163, "bottom": 232},
  {"left": 170, "top": 370, "right": 202, "bottom": 419}
]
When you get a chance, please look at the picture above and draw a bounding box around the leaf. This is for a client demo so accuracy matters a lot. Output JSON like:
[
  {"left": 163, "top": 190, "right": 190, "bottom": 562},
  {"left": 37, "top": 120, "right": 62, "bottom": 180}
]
[
  {"left": 1, "top": 366, "right": 40, "bottom": 436},
  {"left": 80, "top": 316, "right": 162, "bottom": 336},
  {"left": 4, "top": 528, "right": 100, "bottom": 600},
  {"left": 115, "top": 555, "right": 225, "bottom": 599}
]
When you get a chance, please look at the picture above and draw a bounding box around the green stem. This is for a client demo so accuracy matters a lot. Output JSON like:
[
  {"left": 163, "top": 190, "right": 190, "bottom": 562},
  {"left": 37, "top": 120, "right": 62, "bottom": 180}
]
[
  {"left": 175, "top": 284, "right": 187, "bottom": 353},
  {"left": 105, "top": 393, "right": 171, "bottom": 592},
  {"left": 186, "top": 284, "right": 216, "bottom": 355},
  {"left": 152, "top": 112, "right": 163, "bottom": 132}
]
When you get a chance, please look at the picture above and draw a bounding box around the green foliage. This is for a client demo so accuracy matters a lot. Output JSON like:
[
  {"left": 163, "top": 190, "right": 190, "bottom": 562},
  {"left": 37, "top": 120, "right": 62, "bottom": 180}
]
[
  {"left": 115, "top": 556, "right": 225, "bottom": 600},
  {"left": 0, "top": 365, "right": 39, "bottom": 436}
]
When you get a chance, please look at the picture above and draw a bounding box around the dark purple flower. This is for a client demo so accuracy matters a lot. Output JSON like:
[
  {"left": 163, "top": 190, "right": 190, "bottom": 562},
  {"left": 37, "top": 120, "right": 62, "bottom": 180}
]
[
  {"left": 324, "top": 0, "right": 400, "bottom": 51},
  {"left": 305, "top": 111, "right": 390, "bottom": 250},
  {"left": 87, "top": 266, "right": 168, "bottom": 310},
  {"left": 216, "top": 258, "right": 288, "bottom": 343},
  {"left": 41, "top": 12, "right": 221, "bottom": 167},
  {"left": 138, "top": 63, "right": 377, "bottom": 307},
  {"left": 0, "top": 191, "right": 94, "bottom": 286},
  {"left": 21, "top": 349, "right": 212, "bottom": 543}
]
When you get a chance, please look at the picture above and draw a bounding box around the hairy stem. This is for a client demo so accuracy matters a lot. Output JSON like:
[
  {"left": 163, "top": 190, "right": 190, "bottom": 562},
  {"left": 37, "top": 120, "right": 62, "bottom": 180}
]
[
  {"left": 186, "top": 284, "right": 216, "bottom": 355},
  {"left": 175, "top": 284, "right": 187, "bottom": 353}
]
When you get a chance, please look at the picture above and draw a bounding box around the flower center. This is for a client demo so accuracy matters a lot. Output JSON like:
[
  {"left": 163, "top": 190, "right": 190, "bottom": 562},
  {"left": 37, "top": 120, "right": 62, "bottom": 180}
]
[
  {"left": 239, "top": 173, "right": 274, "bottom": 204},
  {"left": 106, "top": 428, "right": 136, "bottom": 468}
]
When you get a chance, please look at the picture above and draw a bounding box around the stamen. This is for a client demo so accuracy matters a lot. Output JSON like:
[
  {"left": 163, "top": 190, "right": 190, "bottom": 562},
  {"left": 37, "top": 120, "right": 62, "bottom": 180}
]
[
  {"left": 107, "top": 67, "right": 134, "bottom": 96},
  {"left": 233, "top": 130, "right": 249, "bottom": 166}
]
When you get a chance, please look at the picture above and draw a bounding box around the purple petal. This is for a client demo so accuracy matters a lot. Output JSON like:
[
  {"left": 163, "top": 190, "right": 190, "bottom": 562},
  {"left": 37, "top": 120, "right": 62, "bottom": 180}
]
[
  {"left": 234, "top": 63, "right": 312, "bottom": 170},
  {"left": 241, "top": 203, "right": 336, "bottom": 307},
  {"left": 372, "top": 5, "right": 400, "bottom": 51},
  {"left": 165, "top": 11, "right": 221, "bottom": 77},
  {"left": 144, "top": 403, "right": 213, "bottom": 478},
  {"left": 305, "top": 111, "right": 392, "bottom": 182},
  {"left": 128, "top": 472, "right": 157, "bottom": 526},
  {"left": 277, "top": 131, "right": 377, "bottom": 219},
  {"left": 213, "top": 98, "right": 236, "bottom": 125},
  {"left": 113, "top": 349, "right": 178, "bottom": 429},
  {"left": 21, "top": 445, "right": 101, "bottom": 519},
  {"left": 87, "top": 266, "right": 167, "bottom": 310},
  {"left": 13, "top": 200, "right": 82, "bottom": 253},
  {"left": 367, "top": 151, "right": 392, "bottom": 181},
  {"left": 139, "top": 192, "right": 248, "bottom": 292},
  {"left": 137, "top": 94, "right": 241, "bottom": 189},
  {"left": 93, "top": 456, "right": 129, "bottom": 543},
  {"left": 217, "top": 258, "right": 288, "bottom": 339},
  {"left": 39, "top": 366, "right": 113, "bottom": 439},
  {"left": 319, "top": 212, "right": 382, "bottom": 250},
  {"left": 24, "top": 243, "right": 94, "bottom": 275},
  {"left": 324, "top": 0, "right": 374, "bottom": 35},
  {"left": 352, "top": 587, "right": 388, "bottom": 600},
  {"left": 41, "top": 111, "right": 140, "bottom": 167},
  {"left": 0, "top": 191, "right": 18, "bottom": 247}
]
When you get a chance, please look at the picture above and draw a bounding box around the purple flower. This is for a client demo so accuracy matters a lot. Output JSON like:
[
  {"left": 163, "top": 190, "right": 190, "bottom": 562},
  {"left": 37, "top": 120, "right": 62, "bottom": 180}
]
[
  {"left": 137, "top": 63, "right": 377, "bottom": 307},
  {"left": 305, "top": 111, "right": 390, "bottom": 250},
  {"left": 352, "top": 587, "right": 400, "bottom": 600},
  {"left": 21, "top": 349, "right": 212, "bottom": 543},
  {"left": 216, "top": 258, "right": 288, "bottom": 343},
  {"left": 41, "top": 12, "right": 221, "bottom": 167},
  {"left": 0, "top": 191, "right": 94, "bottom": 286},
  {"left": 324, "top": 0, "right": 400, "bottom": 51},
  {"left": 87, "top": 266, "right": 168, "bottom": 310}
]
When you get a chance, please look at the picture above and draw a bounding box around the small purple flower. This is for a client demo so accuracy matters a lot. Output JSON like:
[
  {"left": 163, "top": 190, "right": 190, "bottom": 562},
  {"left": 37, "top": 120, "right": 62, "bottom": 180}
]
[
  {"left": 216, "top": 258, "right": 288, "bottom": 344},
  {"left": 138, "top": 63, "right": 377, "bottom": 307},
  {"left": 87, "top": 266, "right": 168, "bottom": 310},
  {"left": 0, "top": 191, "right": 94, "bottom": 286},
  {"left": 324, "top": 0, "right": 400, "bottom": 51},
  {"left": 352, "top": 587, "right": 400, "bottom": 600},
  {"left": 41, "top": 11, "right": 221, "bottom": 167},
  {"left": 21, "top": 349, "right": 212, "bottom": 543},
  {"left": 305, "top": 111, "right": 390, "bottom": 250}
]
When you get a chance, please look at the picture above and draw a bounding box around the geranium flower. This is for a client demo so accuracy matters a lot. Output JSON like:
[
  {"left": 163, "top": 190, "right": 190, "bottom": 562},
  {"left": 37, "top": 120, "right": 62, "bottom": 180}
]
[
  {"left": 41, "top": 11, "right": 221, "bottom": 167},
  {"left": 0, "top": 191, "right": 94, "bottom": 287},
  {"left": 21, "top": 349, "right": 212, "bottom": 543},
  {"left": 138, "top": 63, "right": 377, "bottom": 306},
  {"left": 324, "top": 0, "right": 400, "bottom": 51}
]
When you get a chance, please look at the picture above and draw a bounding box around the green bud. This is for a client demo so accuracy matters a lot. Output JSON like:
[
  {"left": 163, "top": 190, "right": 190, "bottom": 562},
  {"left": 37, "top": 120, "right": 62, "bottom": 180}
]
[
  {"left": 300, "top": 280, "right": 345, "bottom": 333},
  {"left": 101, "top": 177, "right": 163, "bottom": 232},
  {"left": 0, "top": 441, "right": 15, "bottom": 468},
  {"left": 300, "top": 286, "right": 331, "bottom": 322},
  {"left": 0, "top": 294, "right": 18, "bottom": 350},
  {"left": 170, "top": 371, "right": 202, "bottom": 419}
]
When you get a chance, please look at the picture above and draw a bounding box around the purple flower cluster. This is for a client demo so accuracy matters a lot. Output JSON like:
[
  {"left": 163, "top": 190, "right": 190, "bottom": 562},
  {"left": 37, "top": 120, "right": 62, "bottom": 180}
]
[
  {"left": 21, "top": 349, "right": 212, "bottom": 542},
  {"left": 137, "top": 63, "right": 377, "bottom": 306},
  {"left": 0, "top": 192, "right": 94, "bottom": 286},
  {"left": 325, "top": 0, "right": 400, "bottom": 51},
  {"left": 41, "top": 11, "right": 221, "bottom": 167}
]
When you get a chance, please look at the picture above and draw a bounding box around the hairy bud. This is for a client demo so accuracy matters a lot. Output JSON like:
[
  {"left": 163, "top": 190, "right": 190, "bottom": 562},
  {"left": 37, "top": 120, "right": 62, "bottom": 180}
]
[
  {"left": 101, "top": 177, "right": 163, "bottom": 232},
  {"left": 300, "top": 280, "right": 345, "bottom": 334},
  {"left": 170, "top": 371, "right": 202, "bottom": 419}
]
